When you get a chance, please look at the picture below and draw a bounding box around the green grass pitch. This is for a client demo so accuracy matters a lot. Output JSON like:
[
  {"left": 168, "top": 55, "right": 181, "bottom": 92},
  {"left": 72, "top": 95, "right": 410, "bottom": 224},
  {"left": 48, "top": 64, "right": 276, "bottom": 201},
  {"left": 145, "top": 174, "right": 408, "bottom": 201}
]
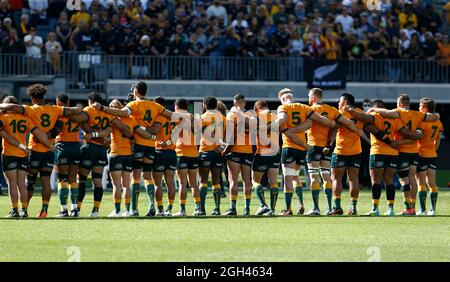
[{"left": 0, "top": 188, "right": 449, "bottom": 262}]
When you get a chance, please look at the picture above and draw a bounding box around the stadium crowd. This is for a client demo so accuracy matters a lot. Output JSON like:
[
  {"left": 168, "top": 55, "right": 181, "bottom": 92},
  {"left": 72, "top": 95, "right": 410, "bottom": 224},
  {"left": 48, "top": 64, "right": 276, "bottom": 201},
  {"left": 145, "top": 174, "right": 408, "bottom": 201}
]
[{"left": 0, "top": 0, "right": 450, "bottom": 65}]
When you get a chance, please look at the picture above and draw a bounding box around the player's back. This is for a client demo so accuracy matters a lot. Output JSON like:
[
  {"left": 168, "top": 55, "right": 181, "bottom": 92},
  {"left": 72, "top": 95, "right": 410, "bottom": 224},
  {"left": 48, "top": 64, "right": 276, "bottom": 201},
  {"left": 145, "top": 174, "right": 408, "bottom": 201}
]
[
  {"left": 278, "top": 102, "right": 312, "bottom": 150},
  {"left": 370, "top": 112, "right": 403, "bottom": 156},
  {"left": 256, "top": 110, "right": 279, "bottom": 156},
  {"left": 110, "top": 116, "right": 137, "bottom": 155},
  {"left": 308, "top": 103, "right": 340, "bottom": 147},
  {"left": 334, "top": 109, "right": 364, "bottom": 156},
  {"left": 56, "top": 116, "right": 80, "bottom": 143},
  {"left": 396, "top": 108, "right": 425, "bottom": 153},
  {"left": 155, "top": 114, "right": 176, "bottom": 150},
  {"left": 175, "top": 111, "right": 199, "bottom": 157},
  {"left": 25, "top": 104, "right": 64, "bottom": 152},
  {"left": 126, "top": 100, "right": 165, "bottom": 147},
  {"left": 0, "top": 112, "right": 35, "bottom": 157},
  {"left": 418, "top": 120, "right": 443, "bottom": 158},
  {"left": 83, "top": 106, "right": 114, "bottom": 146},
  {"left": 200, "top": 110, "right": 226, "bottom": 152},
  {"left": 226, "top": 110, "right": 253, "bottom": 154}
]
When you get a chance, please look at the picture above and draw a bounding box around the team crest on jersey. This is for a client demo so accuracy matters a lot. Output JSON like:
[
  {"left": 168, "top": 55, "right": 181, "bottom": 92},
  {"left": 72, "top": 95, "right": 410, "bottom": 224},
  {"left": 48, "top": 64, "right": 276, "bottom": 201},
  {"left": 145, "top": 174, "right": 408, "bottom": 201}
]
[
  {"left": 134, "top": 152, "right": 144, "bottom": 159},
  {"left": 83, "top": 160, "right": 92, "bottom": 167},
  {"left": 8, "top": 162, "right": 17, "bottom": 169}
]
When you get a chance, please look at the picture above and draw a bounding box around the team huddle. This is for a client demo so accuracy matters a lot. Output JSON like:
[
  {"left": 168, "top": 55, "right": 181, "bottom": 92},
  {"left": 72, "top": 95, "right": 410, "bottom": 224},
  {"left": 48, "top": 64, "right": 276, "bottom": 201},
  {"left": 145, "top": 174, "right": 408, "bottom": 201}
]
[{"left": 0, "top": 82, "right": 443, "bottom": 218}]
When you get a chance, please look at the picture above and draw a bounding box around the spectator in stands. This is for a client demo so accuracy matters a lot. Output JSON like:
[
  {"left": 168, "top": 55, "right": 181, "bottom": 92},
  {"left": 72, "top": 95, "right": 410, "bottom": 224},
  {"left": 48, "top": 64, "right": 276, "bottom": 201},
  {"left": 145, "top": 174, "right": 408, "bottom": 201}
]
[
  {"left": 98, "top": 22, "right": 116, "bottom": 54},
  {"left": 56, "top": 11, "right": 72, "bottom": 51},
  {"left": 29, "top": 0, "right": 48, "bottom": 26},
  {"left": 231, "top": 11, "right": 248, "bottom": 38},
  {"left": 2, "top": 29, "right": 23, "bottom": 54},
  {"left": 367, "top": 31, "right": 386, "bottom": 59},
  {"left": 438, "top": 34, "right": 450, "bottom": 65},
  {"left": 321, "top": 28, "right": 339, "bottom": 60},
  {"left": 300, "top": 33, "right": 319, "bottom": 59},
  {"left": 206, "top": 0, "right": 228, "bottom": 27},
  {"left": 223, "top": 26, "right": 240, "bottom": 57},
  {"left": 187, "top": 33, "right": 205, "bottom": 57},
  {"left": 2, "top": 17, "right": 13, "bottom": 33},
  {"left": 288, "top": 30, "right": 303, "bottom": 57},
  {"left": 170, "top": 24, "right": 189, "bottom": 43},
  {"left": 70, "top": 2, "right": 91, "bottom": 28},
  {"left": 274, "top": 21, "right": 290, "bottom": 56},
  {"left": 398, "top": 2, "right": 417, "bottom": 29},
  {"left": 399, "top": 30, "right": 411, "bottom": 56},
  {"left": 335, "top": 7, "right": 353, "bottom": 34},
  {"left": 169, "top": 33, "right": 187, "bottom": 56},
  {"left": 0, "top": 0, "right": 12, "bottom": 24},
  {"left": 132, "top": 34, "right": 151, "bottom": 77},
  {"left": 386, "top": 36, "right": 402, "bottom": 81},
  {"left": 347, "top": 33, "right": 366, "bottom": 59},
  {"left": 18, "top": 14, "right": 31, "bottom": 38},
  {"left": 24, "top": 27, "right": 43, "bottom": 74},
  {"left": 73, "top": 21, "right": 94, "bottom": 52},
  {"left": 117, "top": 3, "right": 131, "bottom": 26},
  {"left": 423, "top": 4, "right": 442, "bottom": 35},
  {"left": 403, "top": 33, "right": 422, "bottom": 60},
  {"left": 422, "top": 32, "right": 438, "bottom": 61},
  {"left": 240, "top": 31, "right": 257, "bottom": 58},
  {"left": 151, "top": 29, "right": 169, "bottom": 57},
  {"left": 45, "top": 32, "right": 62, "bottom": 74}
]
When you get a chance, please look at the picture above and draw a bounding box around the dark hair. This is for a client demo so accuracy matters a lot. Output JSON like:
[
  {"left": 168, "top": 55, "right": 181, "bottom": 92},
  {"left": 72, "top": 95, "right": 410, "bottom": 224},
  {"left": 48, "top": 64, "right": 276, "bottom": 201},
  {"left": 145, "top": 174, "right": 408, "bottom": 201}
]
[
  {"left": 254, "top": 100, "right": 268, "bottom": 111},
  {"left": 134, "top": 81, "right": 147, "bottom": 96},
  {"left": 203, "top": 96, "right": 217, "bottom": 110},
  {"left": 372, "top": 99, "right": 385, "bottom": 108},
  {"left": 362, "top": 98, "right": 372, "bottom": 104},
  {"left": 233, "top": 93, "right": 245, "bottom": 101},
  {"left": 341, "top": 92, "right": 355, "bottom": 106},
  {"left": 420, "top": 98, "right": 436, "bottom": 113},
  {"left": 2, "top": 95, "right": 18, "bottom": 104},
  {"left": 175, "top": 98, "right": 188, "bottom": 110},
  {"left": 397, "top": 94, "right": 410, "bottom": 107},
  {"left": 87, "top": 92, "right": 103, "bottom": 104},
  {"left": 27, "top": 84, "right": 47, "bottom": 100},
  {"left": 57, "top": 93, "right": 69, "bottom": 105},
  {"left": 154, "top": 96, "right": 165, "bottom": 107}
]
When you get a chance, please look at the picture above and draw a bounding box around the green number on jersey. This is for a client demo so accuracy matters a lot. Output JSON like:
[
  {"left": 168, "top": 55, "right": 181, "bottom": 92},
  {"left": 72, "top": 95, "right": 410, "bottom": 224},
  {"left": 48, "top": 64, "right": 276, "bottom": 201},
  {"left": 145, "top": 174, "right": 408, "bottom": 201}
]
[
  {"left": 94, "top": 117, "right": 110, "bottom": 130},
  {"left": 292, "top": 112, "right": 301, "bottom": 125},
  {"left": 40, "top": 114, "right": 51, "bottom": 127},
  {"left": 431, "top": 125, "right": 438, "bottom": 138},
  {"left": 383, "top": 121, "right": 392, "bottom": 135},
  {"left": 65, "top": 119, "right": 80, "bottom": 132},
  {"left": 9, "top": 119, "right": 27, "bottom": 133},
  {"left": 143, "top": 110, "right": 152, "bottom": 124}
]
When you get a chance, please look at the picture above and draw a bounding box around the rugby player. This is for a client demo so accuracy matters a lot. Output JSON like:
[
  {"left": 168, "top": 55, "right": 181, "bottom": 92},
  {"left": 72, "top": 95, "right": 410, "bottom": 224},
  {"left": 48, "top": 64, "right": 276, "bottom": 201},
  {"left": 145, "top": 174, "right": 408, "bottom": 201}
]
[
  {"left": 306, "top": 88, "right": 368, "bottom": 215},
  {"left": 54, "top": 94, "right": 82, "bottom": 217},
  {"left": 276, "top": 88, "right": 336, "bottom": 216},
  {"left": 173, "top": 98, "right": 201, "bottom": 216},
  {"left": 198, "top": 96, "right": 226, "bottom": 215},
  {"left": 252, "top": 100, "right": 280, "bottom": 216},
  {"left": 106, "top": 99, "right": 157, "bottom": 217},
  {"left": 328, "top": 93, "right": 367, "bottom": 216},
  {"left": 93, "top": 82, "right": 179, "bottom": 217},
  {"left": 344, "top": 100, "right": 422, "bottom": 216},
  {"left": 70, "top": 92, "right": 132, "bottom": 217},
  {"left": 0, "top": 84, "right": 80, "bottom": 218},
  {"left": 152, "top": 97, "right": 177, "bottom": 216},
  {"left": 416, "top": 98, "right": 443, "bottom": 216},
  {"left": 368, "top": 94, "right": 439, "bottom": 215},
  {"left": 223, "top": 94, "right": 255, "bottom": 216},
  {"left": 0, "top": 96, "right": 53, "bottom": 218}
]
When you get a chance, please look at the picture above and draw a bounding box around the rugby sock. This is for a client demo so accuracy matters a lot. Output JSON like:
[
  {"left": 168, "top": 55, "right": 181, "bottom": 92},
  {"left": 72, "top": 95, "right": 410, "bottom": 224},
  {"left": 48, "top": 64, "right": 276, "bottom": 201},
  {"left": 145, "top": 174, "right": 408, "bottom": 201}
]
[
  {"left": 180, "top": 199, "right": 186, "bottom": 212},
  {"left": 245, "top": 193, "right": 251, "bottom": 210},
  {"left": 194, "top": 196, "right": 201, "bottom": 210},
  {"left": 270, "top": 185, "right": 279, "bottom": 211},
  {"left": 69, "top": 182, "right": 79, "bottom": 210},
  {"left": 295, "top": 185, "right": 304, "bottom": 208},
  {"left": 351, "top": 197, "right": 358, "bottom": 210},
  {"left": 254, "top": 183, "right": 266, "bottom": 207},
  {"left": 401, "top": 185, "right": 411, "bottom": 209},
  {"left": 114, "top": 198, "right": 121, "bottom": 213},
  {"left": 410, "top": 198, "right": 416, "bottom": 209},
  {"left": 58, "top": 182, "right": 69, "bottom": 211},
  {"left": 131, "top": 180, "right": 141, "bottom": 211},
  {"left": 213, "top": 184, "right": 221, "bottom": 210},
  {"left": 200, "top": 183, "right": 208, "bottom": 210},
  {"left": 92, "top": 186, "right": 103, "bottom": 213},
  {"left": 230, "top": 195, "right": 237, "bottom": 209},
  {"left": 333, "top": 196, "right": 341, "bottom": 209},
  {"left": 12, "top": 202, "right": 18, "bottom": 213},
  {"left": 311, "top": 182, "right": 321, "bottom": 210},
  {"left": 125, "top": 197, "right": 131, "bottom": 211},
  {"left": 145, "top": 180, "right": 155, "bottom": 208},
  {"left": 167, "top": 199, "right": 174, "bottom": 211},
  {"left": 42, "top": 200, "right": 49, "bottom": 213},
  {"left": 77, "top": 181, "right": 86, "bottom": 211},
  {"left": 21, "top": 202, "right": 28, "bottom": 212},
  {"left": 371, "top": 183, "right": 382, "bottom": 211},
  {"left": 430, "top": 186, "right": 438, "bottom": 211},
  {"left": 157, "top": 200, "right": 164, "bottom": 212},
  {"left": 418, "top": 184, "right": 427, "bottom": 212},
  {"left": 386, "top": 184, "right": 396, "bottom": 210},
  {"left": 324, "top": 181, "right": 333, "bottom": 210},
  {"left": 284, "top": 190, "right": 294, "bottom": 211}
]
